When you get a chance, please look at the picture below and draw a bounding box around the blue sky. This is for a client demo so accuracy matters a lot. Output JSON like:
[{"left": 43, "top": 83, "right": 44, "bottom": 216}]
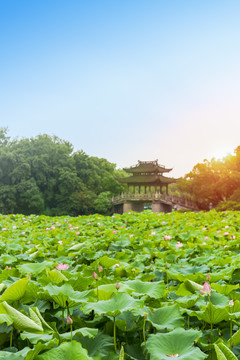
[{"left": 1, "top": 1, "right": 240, "bottom": 177}]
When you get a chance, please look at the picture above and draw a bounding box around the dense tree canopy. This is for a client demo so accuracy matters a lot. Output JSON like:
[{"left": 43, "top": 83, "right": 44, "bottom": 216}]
[
  {"left": 0, "top": 129, "right": 126, "bottom": 215},
  {"left": 176, "top": 146, "right": 240, "bottom": 210}
]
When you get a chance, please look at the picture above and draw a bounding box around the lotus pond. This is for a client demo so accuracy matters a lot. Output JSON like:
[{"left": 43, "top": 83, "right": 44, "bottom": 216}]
[{"left": 0, "top": 210, "right": 240, "bottom": 359}]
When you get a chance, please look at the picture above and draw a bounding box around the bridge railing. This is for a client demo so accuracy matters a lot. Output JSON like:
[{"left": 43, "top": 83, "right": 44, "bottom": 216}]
[{"left": 111, "top": 192, "right": 198, "bottom": 210}]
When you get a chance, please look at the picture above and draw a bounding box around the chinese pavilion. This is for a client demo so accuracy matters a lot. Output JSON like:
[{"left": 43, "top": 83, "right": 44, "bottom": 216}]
[{"left": 112, "top": 160, "right": 177, "bottom": 213}]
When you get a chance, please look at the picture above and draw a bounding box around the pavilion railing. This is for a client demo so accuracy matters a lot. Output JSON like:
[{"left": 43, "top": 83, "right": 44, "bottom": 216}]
[{"left": 111, "top": 192, "right": 198, "bottom": 210}]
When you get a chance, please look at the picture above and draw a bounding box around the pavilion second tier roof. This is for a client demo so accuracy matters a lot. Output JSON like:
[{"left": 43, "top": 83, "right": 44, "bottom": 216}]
[
  {"left": 124, "top": 160, "right": 172, "bottom": 174},
  {"left": 117, "top": 174, "right": 176, "bottom": 184}
]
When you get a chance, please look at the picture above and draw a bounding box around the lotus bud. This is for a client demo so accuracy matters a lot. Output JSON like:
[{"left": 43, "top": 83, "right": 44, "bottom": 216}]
[
  {"left": 229, "top": 299, "right": 234, "bottom": 306},
  {"left": 67, "top": 315, "right": 73, "bottom": 324},
  {"left": 115, "top": 281, "right": 120, "bottom": 290},
  {"left": 92, "top": 271, "right": 98, "bottom": 279},
  {"left": 99, "top": 265, "right": 103, "bottom": 272}
]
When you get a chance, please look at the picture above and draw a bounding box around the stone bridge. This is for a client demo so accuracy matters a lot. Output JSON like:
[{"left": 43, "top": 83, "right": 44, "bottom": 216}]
[{"left": 112, "top": 193, "right": 198, "bottom": 213}]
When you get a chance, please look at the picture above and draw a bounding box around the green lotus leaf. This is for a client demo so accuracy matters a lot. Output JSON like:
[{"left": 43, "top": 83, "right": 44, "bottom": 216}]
[
  {"left": 83, "top": 292, "right": 143, "bottom": 318},
  {"left": 227, "top": 327, "right": 240, "bottom": 347},
  {"left": 35, "top": 340, "right": 92, "bottom": 360},
  {"left": 21, "top": 332, "right": 53, "bottom": 344},
  {"left": 0, "top": 254, "right": 17, "bottom": 265},
  {"left": 175, "top": 294, "right": 200, "bottom": 308},
  {"left": 98, "top": 255, "right": 119, "bottom": 268},
  {"left": 0, "top": 284, "right": 6, "bottom": 292},
  {"left": 29, "top": 308, "right": 42, "bottom": 329},
  {"left": 0, "top": 347, "right": 31, "bottom": 359},
  {"left": 0, "top": 313, "right": 14, "bottom": 325},
  {"left": 60, "top": 327, "right": 98, "bottom": 340},
  {"left": 79, "top": 331, "right": 114, "bottom": 358},
  {"left": 17, "top": 262, "right": 53, "bottom": 276},
  {"left": 25, "top": 339, "right": 59, "bottom": 360},
  {"left": 116, "top": 311, "right": 137, "bottom": 332},
  {"left": 0, "top": 277, "right": 29, "bottom": 302},
  {"left": 22, "top": 281, "right": 40, "bottom": 303},
  {"left": 31, "top": 307, "right": 53, "bottom": 332},
  {"left": 185, "top": 279, "right": 203, "bottom": 293},
  {"left": 68, "top": 243, "right": 85, "bottom": 251},
  {"left": 214, "top": 342, "right": 237, "bottom": 360},
  {"left": 147, "top": 304, "right": 185, "bottom": 330},
  {"left": 46, "top": 269, "right": 68, "bottom": 284},
  {"left": 124, "top": 280, "right": 165, "bottom": 299},
  {"left": 227, "top": 300, "right": 240, "bottom": 319},
  {"left": 147, "top": 328, "right": 206, "bottom": 360},
  {"left": 212, "top": 283, "right": 239, "bottom": 296},
  {"left": 194, "top": 302, "right": 229, "bottom": 324},
  {"left": 40, "top": 283, "right": 92, "bottom": 308},
  {"left": 1, "top": 301, "right": 43, "bottom": 333},
  {"left": 209, "top": 291, "right": 229, "bottom": 307}
]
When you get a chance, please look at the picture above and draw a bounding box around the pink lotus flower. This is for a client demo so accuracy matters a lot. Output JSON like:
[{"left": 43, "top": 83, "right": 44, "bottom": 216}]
[
  {"left": 99, "top": 265, "right": 103, "bottom": 272},
  {"left": 217, "top": 230, "right": 221, "bottom": 234},
  {"left": 204, "top": 236, "right": 209, "bottom": 240},
  {"left": 22, "top": 232, "right": 25, "bottom": 235},
  {"left": 113, "top": 230, "right": 117, "bottom": 234},
  {"left": 1, "top": 228, "right": 7, "bottom": 231},
  {"left": 206, "top": 273, "right": 211, "bottom": 281},
  {"left": 200, "top": 281, "right": 211, "bottom": 296},
  {"left": 112, "top": 264, "right": 120, "bottom": 268},
  {"left": 76, "top": 232, "right": 80, "bottom": 235},
  {"left": 51, "top": 226, "right": 55, "bottom": 229},
  {"left": 230, "top": 235, "right": 236, "bottom": 239},
  {"left": 164, "top": 235, "right": 171, "bottom": 240},
  {"left": 225, "top": 225, "right": 229, "bottom": 229},
  {"left": 229, "top": 299, "right": 234, "bottom": 306},
  {"left": 67, "top": 315, "right": 73, "bottom": 324},
  {"left": 58, "top": 240, "right": 63, "bottom": 245},
  {"left": 223, "top": 232, "right": 229, "bottom": 236},
  {"left": 202, "top": 242, "right": 206, "bottom": 245},
  {"left": 92, "top": 271, "right": 98, "bottom": 279},
  {"left": 56, "top": 263, "right": 69, "bottom": 270},
  {"left": 175, "top": 242, "right": 183, "bottom": 248},
  {"left": 116, "top": 282, "right": 120, "bottom": 290},
  {"left": 202, "top": 227, "right": 206, "bottom": 231}
]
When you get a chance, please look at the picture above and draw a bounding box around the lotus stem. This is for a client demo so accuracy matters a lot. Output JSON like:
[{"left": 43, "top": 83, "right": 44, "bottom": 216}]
[
  {"left": 70, "top": 324, "right": 73, "bottom": 341},
  {"left": 143, "top": 318, "right": 147, "bottom": 351},
  {"left": 10, "top": 327, "right": 13, "bottom": 347},
  {"left": 62, "top": 309, "right": 65, "bottom": 329},
  {"left": 230, "top": 320, "right": 233, "bottom": 349},
  {"left": 187, "top": 315, "right": 190, "bottom": 328},
  {"left": 113, "top": 317, "right": 117, "bottom": 352}
]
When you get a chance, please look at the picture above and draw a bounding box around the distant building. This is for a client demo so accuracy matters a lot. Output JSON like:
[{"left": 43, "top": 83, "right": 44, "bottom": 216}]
[{"left": 112, "top": 160, "right": 198, "bottom": 213}]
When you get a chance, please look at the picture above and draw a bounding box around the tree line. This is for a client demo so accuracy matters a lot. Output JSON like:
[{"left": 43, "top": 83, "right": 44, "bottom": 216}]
[
  {"left": 177, "top": 146, "right": 240, "bottom": 210},
  {"left": 0, "top": 128, "right": 126, "bottom": 216}
]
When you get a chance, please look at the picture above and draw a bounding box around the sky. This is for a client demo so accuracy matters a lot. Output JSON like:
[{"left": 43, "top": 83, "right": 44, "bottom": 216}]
[{"left": 1, "top": 0, "right": 240, "bottom": 177}]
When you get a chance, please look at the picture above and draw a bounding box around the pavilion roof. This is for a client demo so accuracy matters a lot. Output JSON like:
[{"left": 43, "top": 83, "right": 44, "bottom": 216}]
[
  {"left": 117, "top": 174, "right": 176, "bottom": 184},
  {"left": 124, "top": 160, "right": 172, "bottom": 174}
]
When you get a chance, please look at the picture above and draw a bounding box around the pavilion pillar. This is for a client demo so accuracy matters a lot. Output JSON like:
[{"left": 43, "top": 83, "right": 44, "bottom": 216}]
[
  {"left": 144, "top": 186, "right": 147, "bottom": 194},
  {"left": 166, "top": 184, "right": 169, "bottom": 195},
  {"left": 160, "top": 185, "right": 163, "bottom": 194},
  {"left": 155, "top": 185, "right": 157, "bottom": 194},
  {"left": 127, "top": 184, "right": 129, "bottom": 194},
  {"left": 133, "top": 185, "right": 135, "bottom": 194}
]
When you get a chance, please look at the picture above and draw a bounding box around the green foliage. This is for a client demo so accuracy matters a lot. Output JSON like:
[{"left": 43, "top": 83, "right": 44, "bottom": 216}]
[
  {"left": 177, "top": 149, "right": 240, "bottom": 209},
  {"left": 0, "top": 210, "right": 240, "bottom": 357},
  {"left": 0, "top": 129, "right": 126, "bottom": 216}
]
